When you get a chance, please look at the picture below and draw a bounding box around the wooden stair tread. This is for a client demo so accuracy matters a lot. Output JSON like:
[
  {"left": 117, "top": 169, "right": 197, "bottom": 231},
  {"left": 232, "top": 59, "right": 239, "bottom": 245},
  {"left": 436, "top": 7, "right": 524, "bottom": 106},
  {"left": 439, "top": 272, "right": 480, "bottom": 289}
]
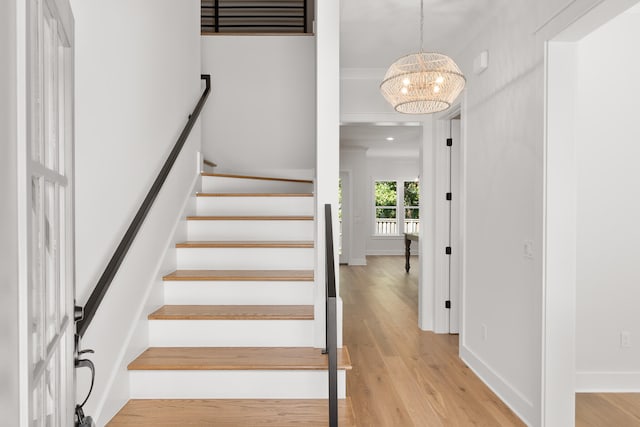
[
  {"left": 187, "top": 215, "right": 314, "bottom": 221},
  {"left": 108, "top": 398, "right": 356, "bottom": 426},
  {"left": 163, "top": 270, "right": 314, "bottom": 282},
  {"left": 201, "top": 172, "right": 313, "bottom": 184},
  {"left": 149, "top": 305, "right": 314, "bottom": 320},
  {"left": 176, "top": 241, "right": 314, "bottom": 248},
  {"left": 197, "top": 192, "right": 313, "bottom": 197},
  {"left": 128, "top": 346, "right": 352, "bottom": 371}
]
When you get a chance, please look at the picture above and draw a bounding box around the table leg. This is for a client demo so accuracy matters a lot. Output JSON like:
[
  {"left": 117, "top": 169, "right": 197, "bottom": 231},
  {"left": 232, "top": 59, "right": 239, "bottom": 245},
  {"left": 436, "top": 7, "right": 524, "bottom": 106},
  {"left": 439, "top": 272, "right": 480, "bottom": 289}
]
[{"left": 405, "top": 237, "right": 411, "bottom": 273}]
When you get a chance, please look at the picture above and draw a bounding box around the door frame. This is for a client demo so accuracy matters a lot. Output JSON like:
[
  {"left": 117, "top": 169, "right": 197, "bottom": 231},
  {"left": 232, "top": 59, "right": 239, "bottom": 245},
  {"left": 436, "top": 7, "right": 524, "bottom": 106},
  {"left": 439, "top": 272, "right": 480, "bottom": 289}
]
[
  {"left": 429, "top": 105, "right": 464, "bottom": 334},
  {"left": 542, "top": 0, "right": 639, "bottom": 424},
  {"left": 17, "top": 0, "right": 75, "bottom": 424}
]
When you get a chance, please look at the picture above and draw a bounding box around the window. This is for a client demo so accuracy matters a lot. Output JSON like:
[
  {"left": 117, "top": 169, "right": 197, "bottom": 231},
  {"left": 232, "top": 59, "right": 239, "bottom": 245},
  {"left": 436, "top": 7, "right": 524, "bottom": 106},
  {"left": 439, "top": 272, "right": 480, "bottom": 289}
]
[
  {"left": 404, "top": 181, "right": 420, "bottom": 233},
  {"left": 374, "top": 181, "right": 398, "bottom": 235},
  {"left": 373, "top": 180, "right": 420, "bottom": 235}
]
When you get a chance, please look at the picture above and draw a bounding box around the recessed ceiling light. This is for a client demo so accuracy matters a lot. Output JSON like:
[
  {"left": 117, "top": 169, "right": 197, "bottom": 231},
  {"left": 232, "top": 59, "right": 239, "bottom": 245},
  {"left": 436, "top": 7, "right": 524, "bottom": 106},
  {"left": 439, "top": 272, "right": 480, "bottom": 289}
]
[{"left": 386, "top": 137, "right": 395, "bottom": 141}]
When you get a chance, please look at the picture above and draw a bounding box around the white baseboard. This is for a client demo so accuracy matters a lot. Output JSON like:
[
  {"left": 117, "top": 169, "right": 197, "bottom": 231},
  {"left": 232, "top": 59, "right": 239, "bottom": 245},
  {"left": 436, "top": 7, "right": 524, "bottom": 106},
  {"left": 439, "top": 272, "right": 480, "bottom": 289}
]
[
  {"left": 348, "top": 258, "right": 367, "bottom": 266},
  {"left": 460, "top": 345, "right": 534, "bottom": 426},
  {"left": 576, "top": 371, "right": 640, "bottom": 392},
  {"left": 94, "top": 170, "right": 200, "bottom": 425}
]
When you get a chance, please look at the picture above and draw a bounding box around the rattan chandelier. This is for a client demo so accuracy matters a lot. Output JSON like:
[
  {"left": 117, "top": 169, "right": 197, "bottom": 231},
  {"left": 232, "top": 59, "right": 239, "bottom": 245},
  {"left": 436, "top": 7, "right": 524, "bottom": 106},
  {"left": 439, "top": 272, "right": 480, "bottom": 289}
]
[{"left": 380, "top": 0, "right": 466, "bottom": 114}]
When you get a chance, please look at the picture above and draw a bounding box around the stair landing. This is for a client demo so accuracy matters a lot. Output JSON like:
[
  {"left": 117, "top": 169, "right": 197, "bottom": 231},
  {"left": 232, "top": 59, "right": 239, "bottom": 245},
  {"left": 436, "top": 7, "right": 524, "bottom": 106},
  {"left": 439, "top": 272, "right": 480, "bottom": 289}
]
[{"left": 107, "top": 398, "right": 356, "bottom": 426}]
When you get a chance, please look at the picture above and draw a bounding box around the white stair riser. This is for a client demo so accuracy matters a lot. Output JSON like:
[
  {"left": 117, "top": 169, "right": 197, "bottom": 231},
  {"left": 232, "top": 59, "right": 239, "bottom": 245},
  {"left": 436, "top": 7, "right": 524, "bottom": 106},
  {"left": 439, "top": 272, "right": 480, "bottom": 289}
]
[
  {"left": 148, "top": 320, "right": 314, "bottom": 347},
  {"left": 176, "top": 247, "right": 314, "bottom": 270},
  {"left": 163, "top": 281, "right": 314, "bottom": 305},
  {"left": 196, "top": 197, "right": 314, "bottom": 216},
  {"left": 187, "top": 220, "right": 314, "bottom": 241},
  {"left": 202, "top": 177, "right": 314, "bottom": 194},
  {"left": 129, "top": 370, "right": 346, "bottom": 399}
]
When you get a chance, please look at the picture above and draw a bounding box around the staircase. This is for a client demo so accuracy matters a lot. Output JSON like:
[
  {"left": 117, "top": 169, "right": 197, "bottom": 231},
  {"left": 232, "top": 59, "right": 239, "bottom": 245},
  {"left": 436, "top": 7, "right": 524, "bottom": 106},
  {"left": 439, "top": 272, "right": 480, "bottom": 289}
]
[{"left": 108, "top": 172, "right": 354, "bottom": 426}]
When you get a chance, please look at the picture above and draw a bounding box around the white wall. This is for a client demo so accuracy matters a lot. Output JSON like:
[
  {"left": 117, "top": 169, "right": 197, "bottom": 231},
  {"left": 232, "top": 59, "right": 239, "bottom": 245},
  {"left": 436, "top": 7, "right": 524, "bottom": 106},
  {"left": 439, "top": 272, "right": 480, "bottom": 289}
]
[
  {"left": 200, "top": 36, "right": 315, "bottom": 177},
  {"left": 455, "top": 5, "right": 544, "bottom": 421},
  {"left": 340, "top": 148, "right": 368, "bottom": 265},
  {"left": 70, "top": 0, "right": 202, "bottom": 422},
  {"left": 575, "top": 8, "right": 640, "bottom": 391},
  {"left": 0, "top": 1, "right": 19, "bottom": 424}
]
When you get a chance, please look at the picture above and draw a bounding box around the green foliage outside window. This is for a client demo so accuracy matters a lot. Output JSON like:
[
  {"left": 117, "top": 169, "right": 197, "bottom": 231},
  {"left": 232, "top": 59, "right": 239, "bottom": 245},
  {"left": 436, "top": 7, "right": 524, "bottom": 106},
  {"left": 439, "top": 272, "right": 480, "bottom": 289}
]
[
  {"left": 375, "top": 181, "right": 397, "bottom": 218},
  {"left": 404, "top": 181, "right": 420, "bottom": 219}
]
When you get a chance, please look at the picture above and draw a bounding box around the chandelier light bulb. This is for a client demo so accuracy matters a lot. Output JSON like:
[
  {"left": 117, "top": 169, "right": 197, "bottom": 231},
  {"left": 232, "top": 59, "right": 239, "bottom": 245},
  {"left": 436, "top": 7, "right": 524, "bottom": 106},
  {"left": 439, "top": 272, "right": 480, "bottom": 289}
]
[
  {"left": 402, "top": 78, "right": 411, "bottom": 86},
  {"left": 436, "top": 76, "right": 444, "bottom": 84},
  {"left": 433, "top": 85, "right": 440, "bottom": 93},
  {"left": 401, "top": 87, "right": 409, "bottom": 95}
]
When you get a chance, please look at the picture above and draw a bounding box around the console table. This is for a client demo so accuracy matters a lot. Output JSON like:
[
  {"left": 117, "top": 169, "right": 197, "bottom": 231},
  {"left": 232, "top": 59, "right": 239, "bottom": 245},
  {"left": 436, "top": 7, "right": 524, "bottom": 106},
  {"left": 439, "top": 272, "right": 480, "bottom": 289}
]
[{"left": 404, "top": 232, "right": 419, "bottom": 272}]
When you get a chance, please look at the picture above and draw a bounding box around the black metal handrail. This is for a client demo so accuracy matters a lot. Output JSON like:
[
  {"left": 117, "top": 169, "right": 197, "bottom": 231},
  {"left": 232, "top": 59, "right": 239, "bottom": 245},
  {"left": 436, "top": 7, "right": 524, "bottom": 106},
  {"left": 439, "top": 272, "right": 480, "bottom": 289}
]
[
  {"left": 201, "top": 0, "right": 310, "bottom": 33},
  {"left": 75, "top": 75, "right": 211, "bottom": 338},
  {"left": 324, "top": 203, "right": 338, "bottom": 426}
]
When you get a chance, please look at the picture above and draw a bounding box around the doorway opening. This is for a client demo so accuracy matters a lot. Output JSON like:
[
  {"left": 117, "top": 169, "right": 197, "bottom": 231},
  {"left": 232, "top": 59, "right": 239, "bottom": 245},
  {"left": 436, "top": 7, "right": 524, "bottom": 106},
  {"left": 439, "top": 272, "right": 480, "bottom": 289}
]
[{"left": 544, "top": 1, "right": 640, "bottom": 425}]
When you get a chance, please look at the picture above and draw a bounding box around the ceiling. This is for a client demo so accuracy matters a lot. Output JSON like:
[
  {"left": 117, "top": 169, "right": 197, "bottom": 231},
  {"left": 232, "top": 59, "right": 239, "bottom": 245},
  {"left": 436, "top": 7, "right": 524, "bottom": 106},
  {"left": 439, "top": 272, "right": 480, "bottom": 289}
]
[
  {"left": 340, "top": 0, "right": 506, "bottom": 68},
  {"left": 340, "top": 124, "right": 422, "bottom": 158},
  {"left": 338, "top": 1, "right": 503, "bottom": 155}
]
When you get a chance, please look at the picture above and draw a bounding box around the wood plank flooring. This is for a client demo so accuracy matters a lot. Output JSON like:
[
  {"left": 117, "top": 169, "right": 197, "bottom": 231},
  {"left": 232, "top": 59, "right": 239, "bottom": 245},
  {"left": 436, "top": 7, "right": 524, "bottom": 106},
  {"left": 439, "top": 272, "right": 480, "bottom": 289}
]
[
  {"left": 148, "top": 305, "right": 314, "bottom": 320},
  {"left": 128, "top": 347, "right": 352, "bottom": 371},
  {"left": 576, "top": 393, "right": 640, "bottom": 426},
  {"left": 162, "top": 269, "right": 314, "bottom": 281},
  {"left": 175, "top": 240, "right": 314, "bottom": 248},
  {"left": 343, "top": 256, "right": 640, "bottom": 426},
  {"left": 341, "top": 256, "right": 525, "bottom": 426},
  {"left": 108, "top": 399, "right": 356, "bottom": 426}
]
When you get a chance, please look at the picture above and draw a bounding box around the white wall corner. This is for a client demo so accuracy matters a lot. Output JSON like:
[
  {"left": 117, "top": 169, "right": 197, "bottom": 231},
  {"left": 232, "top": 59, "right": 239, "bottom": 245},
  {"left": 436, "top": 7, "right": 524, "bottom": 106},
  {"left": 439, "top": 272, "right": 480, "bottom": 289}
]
[
  {"left": 418, "top": 117, "right": 435, "bottom": 332},
  {"left": 460, "top": 345, "right": 535, "bottom": 426}
]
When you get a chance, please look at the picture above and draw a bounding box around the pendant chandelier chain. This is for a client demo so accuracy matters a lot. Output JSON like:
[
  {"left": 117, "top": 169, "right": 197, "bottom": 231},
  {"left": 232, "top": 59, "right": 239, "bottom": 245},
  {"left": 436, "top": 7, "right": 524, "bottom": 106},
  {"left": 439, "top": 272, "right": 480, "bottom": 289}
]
[{"left": 420, "top": 0, "right": 424, "bottom": 52}]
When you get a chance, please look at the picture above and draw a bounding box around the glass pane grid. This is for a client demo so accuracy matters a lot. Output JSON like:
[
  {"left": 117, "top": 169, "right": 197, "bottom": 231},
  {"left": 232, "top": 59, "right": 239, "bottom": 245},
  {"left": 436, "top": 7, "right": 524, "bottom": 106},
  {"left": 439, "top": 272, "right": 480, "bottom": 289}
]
[
  {"left": 31, "top": 176, "right": 45, "bottom": 370},
  {"left": 29, "top": 3, "right": 72, "bottom": 425}
]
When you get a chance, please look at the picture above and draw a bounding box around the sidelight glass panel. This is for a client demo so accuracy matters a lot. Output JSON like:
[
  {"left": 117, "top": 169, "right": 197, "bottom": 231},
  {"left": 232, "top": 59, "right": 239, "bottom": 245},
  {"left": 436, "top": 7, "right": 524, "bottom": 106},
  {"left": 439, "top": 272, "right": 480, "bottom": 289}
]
[
  {"left": 32, "top": 374, "right": 45, "bottom": 427},
  {"left": 31, "top": 176, "right": 45, "bottom": 369},
  {"left": 44, "top": 180, "right": 59, "bottom": 345}
]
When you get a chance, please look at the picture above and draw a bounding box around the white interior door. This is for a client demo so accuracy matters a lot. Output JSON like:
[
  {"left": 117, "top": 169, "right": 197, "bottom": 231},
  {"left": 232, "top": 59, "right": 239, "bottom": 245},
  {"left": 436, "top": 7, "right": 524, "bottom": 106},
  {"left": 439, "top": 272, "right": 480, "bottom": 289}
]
[
  {"left": 21, "top": 0, "right": 75, "bottom": 425},
  {"left": 449, "top": 119, "right": 461, "bottom": 334}
]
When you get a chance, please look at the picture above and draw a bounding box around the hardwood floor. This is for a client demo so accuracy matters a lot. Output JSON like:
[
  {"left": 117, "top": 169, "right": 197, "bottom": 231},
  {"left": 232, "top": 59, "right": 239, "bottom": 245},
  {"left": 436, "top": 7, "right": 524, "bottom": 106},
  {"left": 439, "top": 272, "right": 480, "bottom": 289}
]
[
  {"left": 341, "top": 256, "right": 524, "bottom": 426},
  {"left": 576, "top": 393, "right": 640, "bottom": 427},
  {"left": 342, "top": 256, "right": 640, "bottom": 426},
  {"left": 109, "top": 399, "right": 357, "bottom": 426}
]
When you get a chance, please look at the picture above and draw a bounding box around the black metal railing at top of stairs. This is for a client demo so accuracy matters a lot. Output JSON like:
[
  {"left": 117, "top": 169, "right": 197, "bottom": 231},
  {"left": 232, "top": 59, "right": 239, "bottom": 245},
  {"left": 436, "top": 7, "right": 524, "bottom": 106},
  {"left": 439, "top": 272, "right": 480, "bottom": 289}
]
[
  {"left": 323, "top": 203, "right": 339, "bottom": 427},
  {"left": 201, "top": 0, "right": 312, "bottom": 34},
  {"left": 72, "top": 75, "right": 211, "bottom": 426}
]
